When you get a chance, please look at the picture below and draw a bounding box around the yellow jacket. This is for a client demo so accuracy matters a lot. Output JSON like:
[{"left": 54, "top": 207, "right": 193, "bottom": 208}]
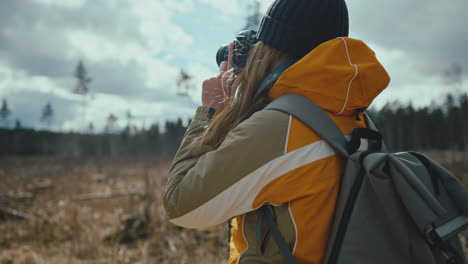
[{"left": 164, "top": 37, "right": 390, "bottom": 264}]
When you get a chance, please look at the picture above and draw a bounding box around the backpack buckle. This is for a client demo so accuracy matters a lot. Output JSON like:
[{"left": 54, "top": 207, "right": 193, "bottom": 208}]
[
  {"left": 426, "top": 216, "right": 468, "bottom": 246},
  {"left": 439, "top": 242, "right": 464, "bottom": 264},
  {"left": 425, "top": 226, "right": 442, "bottom": 246},
  {"left": 346, "top": 128, "right": 382, "bottom": 154},
  {"left": 426, "top": 227, "right": 464, "bottom": 264}
]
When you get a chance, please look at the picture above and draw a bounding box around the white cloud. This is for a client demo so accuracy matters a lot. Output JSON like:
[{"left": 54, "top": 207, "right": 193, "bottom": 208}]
[
  {"left": 186, "top": 61, "right": 219, "bottom": 101},
  {"left": 0, "top": 63, "right": 78, "bottom": 102},
  {"left": 198, "top": 0, "right": 242, "bottom": 16},
  {"left": 0, "top": 61, "right": 198, "bottom": 131},
  {"left": 32, "top": 0, "right": 86, "bottom": 8},
  {"left": 0, "top": 0, "right": 202, "bottom": 130},
  {"left": 0, "top": 63, "right": 13, "bottom": 92},
  {"left": 130, "top": 0, "right": 194, "bottom": 55},
  {"left": 366, "top": 42, "right": 463, "bottom": 108},
  {"left": 259, "top": 0, "right": 275, "bottom": 13},
  {"left": 1, "top": 0, "right": 466, "bottom": 131},
  {"left": 347, "top": 0, "right": 468, "bottom": 76}
]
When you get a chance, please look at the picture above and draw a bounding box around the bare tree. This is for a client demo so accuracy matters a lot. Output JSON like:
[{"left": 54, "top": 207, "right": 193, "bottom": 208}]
[{"left": 176, "top": 69, "right": 194, "bottom": 97}]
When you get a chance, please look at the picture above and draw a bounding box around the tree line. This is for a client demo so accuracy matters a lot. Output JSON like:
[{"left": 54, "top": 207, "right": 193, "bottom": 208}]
[
  {"left": 0, "top": 118, "right": 188, "bottom": 157},
  {"left": 0, "top": 92, "right": 466, "bottom": 157},
  {"left": 369, "top": 93, "right": 468, "bottom": 152}
]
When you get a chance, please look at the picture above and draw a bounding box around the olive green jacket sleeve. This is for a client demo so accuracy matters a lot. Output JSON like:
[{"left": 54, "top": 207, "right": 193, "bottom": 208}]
[{"left": 163, "top": 106, "right": 290, "bottom": 229}]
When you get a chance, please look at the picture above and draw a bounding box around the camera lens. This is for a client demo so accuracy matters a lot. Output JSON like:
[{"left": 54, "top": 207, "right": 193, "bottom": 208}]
[
  {"left": 215, "top": 30, "right": 257, "bottom": 69},
  {"left": 216, "top": 45, "right": 229, "bottom": 67}
]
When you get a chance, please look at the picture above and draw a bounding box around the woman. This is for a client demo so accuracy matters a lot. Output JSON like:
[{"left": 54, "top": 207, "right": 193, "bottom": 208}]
[{"left": 164, "top": 0, "right": 390, "bottom": 263}]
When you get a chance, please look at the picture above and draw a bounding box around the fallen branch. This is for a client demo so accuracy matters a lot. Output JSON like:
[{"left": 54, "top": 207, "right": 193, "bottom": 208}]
[
  {"left": 71, "top": 190, "right": 142, "bottom": 201},
  {"left": 0, "top": 192, "right": 34, "bottom": 202},
  {"left": 0, "top": 206, "right": 38, "bottom": 221},
  {"left": 26, "top": 179, "right": 53, "bottom": 191}
]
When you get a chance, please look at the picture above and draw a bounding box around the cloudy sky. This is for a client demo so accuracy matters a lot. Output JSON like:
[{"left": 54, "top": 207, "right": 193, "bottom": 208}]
[{"left": 0, "top": 0, "right": 466, "bottom": 131}]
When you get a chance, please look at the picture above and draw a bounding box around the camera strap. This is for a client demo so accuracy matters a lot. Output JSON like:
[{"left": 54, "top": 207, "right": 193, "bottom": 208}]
[{"left": 253, "top": 60, "right": 297, "bottom": 98}]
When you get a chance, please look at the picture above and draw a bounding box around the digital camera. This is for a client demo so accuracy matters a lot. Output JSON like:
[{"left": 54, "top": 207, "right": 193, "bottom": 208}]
[{"left": 216, "top": 30, "right": 258, "bottom": 70}]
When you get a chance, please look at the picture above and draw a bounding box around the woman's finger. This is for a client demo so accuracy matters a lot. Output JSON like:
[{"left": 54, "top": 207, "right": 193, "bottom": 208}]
[
  {"left": 219, "top": 61, "right": 227, "bottom": 73},
  {"left": 227, "top": 42, "right": 234, "bottom": 70}
]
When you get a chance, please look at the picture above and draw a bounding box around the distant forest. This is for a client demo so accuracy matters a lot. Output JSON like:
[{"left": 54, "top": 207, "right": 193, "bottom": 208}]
[
  {"left": 0, "top": 92, "right": 466, "bottom": 157},
  {"left": 369, "top": 92, "right": 468, "bottom": 152},
  {"left": 0, "top": 118, "right": 187, "bottom": 157}
]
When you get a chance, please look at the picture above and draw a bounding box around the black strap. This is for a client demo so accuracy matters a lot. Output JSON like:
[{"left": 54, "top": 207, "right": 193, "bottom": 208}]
[
  {"left": 346, "top": 128, "right": 383, "bottom": 154},
  {"left": 254, "top": 60, "right": 297, "bottom": 98},
  {"left": 260, "top": 206, "right": 298, "bottom": 264},
  {"left": 364, "top": 114, "right": 388, "bottom": 152},
  {"left": 228, "top": 220, "right": 233, "bottom": 245}
]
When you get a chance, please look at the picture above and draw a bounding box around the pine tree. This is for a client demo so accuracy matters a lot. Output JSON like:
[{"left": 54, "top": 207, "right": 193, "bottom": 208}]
[
  {"left": 0, "top": 99, "right": 11, "bottom": 127},
  {"left": 460, "top": 93, "right": 468, "bottom": 149},
  {"left": 88, "top": 122, "right": 95, "bottom": 134},
  {"left": 148, "top": 123, "right": 159, "bottom": 138},
  {"left": 105, "top": 113, "right": 118, "bottom": 133},
  {"left": 74, "top": 60, "right": 92, "bottom": 95},
  {"left": 444, "top": 63, "right": 463, "bottom": 93},
  {"left": 40, "top": 102, "right": 54, "bottom": 129},
  {"left": 445, "top": 93, "right": 456, "bottom": 112},
  {"left": 14, "top": 119, "right": 22, "bottom": 130},
  {"left": 73, "top": 60, "right": 92, "bottom": 131}
]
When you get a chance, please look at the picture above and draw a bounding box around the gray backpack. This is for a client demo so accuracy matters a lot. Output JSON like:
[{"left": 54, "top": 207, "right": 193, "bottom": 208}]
[{"left": 262, "top": 94, "right": 468, "bottom": 264}]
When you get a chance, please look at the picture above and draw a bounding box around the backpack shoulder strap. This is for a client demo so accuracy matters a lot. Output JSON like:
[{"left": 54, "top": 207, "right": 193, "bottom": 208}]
[
  {"left": 254, "top": 60, "right": 297, "bottom": 98},
  {"left": 265, "top": 94, "right": 349, "bottom": 158},
  {"left": 260, "top": 206, "right": 298, "bottom": 264},
  {"left": 364, "top": 114, "right": 388, "bottom": 152}
]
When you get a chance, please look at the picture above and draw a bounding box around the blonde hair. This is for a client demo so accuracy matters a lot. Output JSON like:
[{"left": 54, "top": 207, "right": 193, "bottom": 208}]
[{"left": 199, "top": 42, "right": 290, "bottom": 148}]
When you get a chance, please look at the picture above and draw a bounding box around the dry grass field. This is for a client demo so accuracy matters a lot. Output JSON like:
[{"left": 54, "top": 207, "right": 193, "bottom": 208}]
[
  {"left": 0, "top": 157, "right": 227, "bottom": 264},
  {"left": 0, "top": 152, "right": 467, "bottom": 263}
]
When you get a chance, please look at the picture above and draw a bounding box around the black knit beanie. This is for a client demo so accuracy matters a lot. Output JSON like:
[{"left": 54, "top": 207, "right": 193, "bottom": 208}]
[{"left": 256, "top": 0, "right": 349, "bottom": 59}]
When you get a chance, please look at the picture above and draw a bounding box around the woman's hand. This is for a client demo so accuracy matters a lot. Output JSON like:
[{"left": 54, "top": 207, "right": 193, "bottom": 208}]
[{"left": 202, "top": 43, "right": 234, "bottom": 112}]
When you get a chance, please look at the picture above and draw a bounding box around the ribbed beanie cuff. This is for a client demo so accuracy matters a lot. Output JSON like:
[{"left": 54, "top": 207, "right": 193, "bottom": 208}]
[{"left": 257, "top": 0, "right": 349, "bottom": 59}]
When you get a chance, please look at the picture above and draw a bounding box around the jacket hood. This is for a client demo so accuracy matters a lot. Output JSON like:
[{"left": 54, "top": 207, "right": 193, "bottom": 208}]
[{"left": 268, "top": 37, "right": 390, "bottom": 115}]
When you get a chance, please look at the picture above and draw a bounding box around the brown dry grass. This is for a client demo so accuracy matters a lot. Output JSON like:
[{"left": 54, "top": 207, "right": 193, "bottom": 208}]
[
  {"left": 0, "top": 157, "right": 228, "bottom": 264},
  {"left": 0, "top": 152, "right": 467, "bottom": 263}
]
